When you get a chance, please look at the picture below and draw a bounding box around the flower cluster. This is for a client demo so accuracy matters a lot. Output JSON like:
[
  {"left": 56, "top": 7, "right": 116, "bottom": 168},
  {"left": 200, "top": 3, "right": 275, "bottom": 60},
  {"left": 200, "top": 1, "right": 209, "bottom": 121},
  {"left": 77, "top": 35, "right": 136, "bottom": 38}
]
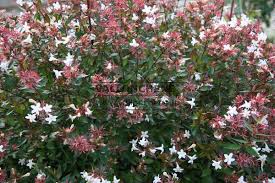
[
  {"left": 81, "top": 171, "right": 120, "bottom": 183},
  {"left": 25, "top": 99, "right": 57, "bottom": 124},
  {"left": 0, "top": 0, "right": 274, "bottom": 182}
]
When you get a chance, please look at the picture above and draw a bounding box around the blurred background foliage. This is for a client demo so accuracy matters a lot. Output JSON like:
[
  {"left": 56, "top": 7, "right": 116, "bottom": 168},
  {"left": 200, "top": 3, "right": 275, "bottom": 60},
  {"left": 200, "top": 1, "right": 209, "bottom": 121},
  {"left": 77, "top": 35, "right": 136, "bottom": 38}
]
[
  {"left": 0, "top": 0, "right": 274, "bottom": 26},
  {"left": 229, "top": 0, "right": 274, "bottom": 27}
]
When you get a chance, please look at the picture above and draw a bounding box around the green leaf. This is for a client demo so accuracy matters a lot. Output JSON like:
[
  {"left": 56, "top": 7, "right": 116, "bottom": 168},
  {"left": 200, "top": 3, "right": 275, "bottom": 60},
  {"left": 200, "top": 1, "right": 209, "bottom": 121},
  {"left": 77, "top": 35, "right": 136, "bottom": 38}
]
[
  {"left": 245, "top": 147, "right": 259, "bottom": 156},
  {"left": 4, "top": 75, "right": 18, "bottom": 91},
  {"left": 222, "top": 143, "right": 241, "bottom": 150},
  {"left": 231, "top": 138, "right": 248, "bottom": 144},
  {"left": 236, "top": 0, "right": 243, "bottom": 15},
  {"left": 201, "top": 168, "right": 211, "bottom": 177}
]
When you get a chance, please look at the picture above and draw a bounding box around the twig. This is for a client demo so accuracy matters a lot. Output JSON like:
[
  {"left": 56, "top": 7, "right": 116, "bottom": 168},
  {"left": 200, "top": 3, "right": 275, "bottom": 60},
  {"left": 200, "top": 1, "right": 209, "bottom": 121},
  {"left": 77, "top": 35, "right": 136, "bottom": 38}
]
[
  {"left": 87, "top": 0, "right": 92, "bottom": 31},
  {"left": 229, "top": 0, "right": 235, "bottom": 20},
  {"left": 220, "top": 1, "right": 225, "bottom": 20}
]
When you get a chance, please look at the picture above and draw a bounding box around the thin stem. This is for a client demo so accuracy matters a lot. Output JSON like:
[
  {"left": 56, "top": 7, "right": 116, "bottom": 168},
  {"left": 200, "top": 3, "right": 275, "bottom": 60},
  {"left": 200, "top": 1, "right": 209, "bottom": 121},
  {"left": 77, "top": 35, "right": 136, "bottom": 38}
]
[
  {"left": 220, "top": 1, "right": 225, "bottom": 20},
  {"left": 184, "top": 0, "right": 187, "bottom": 7},
  {"left": 86, "top": 0, "right": 94, "bottom": 46},
  {"left": 87, "top": 0, "right": 92, "bottom": 31},
  {"left": 229, "top": 0, "right": 235, "bottom": 20}
]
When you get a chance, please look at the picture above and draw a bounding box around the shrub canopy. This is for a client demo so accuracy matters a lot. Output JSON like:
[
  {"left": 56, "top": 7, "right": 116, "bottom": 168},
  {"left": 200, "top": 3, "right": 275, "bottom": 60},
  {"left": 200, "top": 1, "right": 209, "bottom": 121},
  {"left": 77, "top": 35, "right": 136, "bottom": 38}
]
[{"left": 0, "top": 0, "right": 274, "bottom": 182}]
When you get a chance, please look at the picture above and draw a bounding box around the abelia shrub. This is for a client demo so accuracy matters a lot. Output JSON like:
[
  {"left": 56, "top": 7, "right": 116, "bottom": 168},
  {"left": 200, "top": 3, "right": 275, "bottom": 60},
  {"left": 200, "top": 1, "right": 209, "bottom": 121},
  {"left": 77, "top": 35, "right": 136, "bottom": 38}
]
[{"left": 0, "top": 0, "right": 274, "bottom": 182}]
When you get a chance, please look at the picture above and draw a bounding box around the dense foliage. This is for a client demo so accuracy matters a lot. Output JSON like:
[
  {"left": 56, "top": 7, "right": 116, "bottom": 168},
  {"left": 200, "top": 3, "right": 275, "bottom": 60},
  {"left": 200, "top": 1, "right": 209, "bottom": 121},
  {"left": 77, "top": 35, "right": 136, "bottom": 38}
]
[
  {"left": 242, "top": 0, "right": 274, "bottom": 27},
  {"left": 0, "top": 0, "right": 274, "bottom": 182}
]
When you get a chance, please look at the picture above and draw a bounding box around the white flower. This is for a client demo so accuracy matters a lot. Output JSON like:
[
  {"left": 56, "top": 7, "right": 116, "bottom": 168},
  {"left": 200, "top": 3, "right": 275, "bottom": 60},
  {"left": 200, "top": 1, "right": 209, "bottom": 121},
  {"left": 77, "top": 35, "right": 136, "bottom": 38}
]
[
  {"left": 31, "top": 103, "right": 43, "bottom": 115},
  {"left": 143, "top": 16, "right": 156, "bottom": 26},
  {"left": 237, "top": 176, "right": 247, "bottom": 183},
  {"left": 160, "top": 96, "right": 169, "bottom": 104},
  {"left": 139, "top": 151, "right": 146, "bottom": 157},
  {"left": 257, "top": 32, "right": 267, "bottom": 42},
  {"left": 258, "top": 154, "right": 267, "bottom": 171},
  {"left": 172, "top": 173, "right": 179, "bottom": 180},
  {"left": 25, "top": 113, "right": 37, "bottom": 123},
  {"left": 90, "top": 33, "right": 96, "bottom": 41},
  {"left": 22, "top": 35, "right": 32, "bottom": 45},
  {"left": 261, "top": 143, "right": 273, "bottom": 153},
  {"left": 26, "top": 159, "right": 35, "bottom": 169},
  {"left": 227, "top": 106, "right": 238, "bottom": 116},
  {"left": 149, "top": 148, "right": 157, "bottom": 154},
  {"left": 106, "top": 63, "right": 113, "bottom": 70},
  {"left": 213, "top": 17, "right": 227, "bottom": 28},
  {"left": 162, "top": 31, "right": 170, "bottom": 39},
  {"left": 53, "top": 69, "right": 63, "bottom": 79},
  {"left": 145, "top": 114, "right": 150, "bottom": 122},
  {"left": 187, "top": 144, "right": 197, "bottom": 151},
  {"left": 268, "top": 177, "right": 275, "bottom": 183},
  {"left": 179, "top": 57, "right": 190, "bottom": 66},
  {"left": 177, "top": 149, "right": 187, "bottom": 159},
  {"left": 129, "top": 39, "right": 139, "bottom": 47},
  {"left": 80, "top": 4, "right": 88, "bottom": 12},
  {"left": 18, "top": 158, "right": 26, "bottom": 165},
  {"left": 45, "top": 114, "right": 57, "bottom": 124},
  {"left": 254, "top": 48, "right": 262, "bottom": 58},
  {"left": 214, "top": 132, "right": 222, "bottom": 140},
  {"left": 150, "top": 5, "right": 158, "bottom": 14},
  {"left": 173, "top": 162, "right": 183, "bottom": 173},
  {"left": 186, "top": 98, "right": 195, "bottom": 109},
  {"left": 53, "top": 2, "right": 61, "bottom": 10},
  {"left": 153, "top": 175, "right": 161, "bottom": 183},
  {"left": 142, "top": 5, "right": 151, "bottom": 14},
  {"left": 129, "top": 139, "right": 138, "bottom": 151},
  {"left": 169, "top": 145, "right": 177, "bottom": 155},
  {"left": 55, "top": 36, "right": 71, "bottom": 47},
  {"left": 89, "top": 18, "right": 97, "bottom": 26},
  {"left": 199, "top": 31, "right": 205, "bottom": 40},
  {"left": 242, "top": 109, "right": 251, "bottom": 119},
  {"left": 252, "top": 146, "right": 261, "bottom": 155},
  {"left": 141, "top": 131, "right": 149, "bottom": 139},
  {"left": 223, "top": 44, "right": 234, "bottom": 51},
  {"left": 0, "top": 145, "right": 5, "bottom": 153},
  {"left": 41, "top": 135, "right": 47, "bottom": 142},
  {"left": 224, "top": 153, "right": 235, "bottom": 166},
  {"left": 139, "top": 137, "right": 149, "bottom": 147},
  {"left": 100, "top": 3, "right": 106, "bottom": 10},
  {"left": 191, "top": 37, "right": 198, "bottom": 46},
  {"left": 20, "top": 22, "right": 30, "bottom": 33},
  {"left": 142, "top": 5, "right": 158, "bottom": 15},
  {"left": 22, "top": 173, "right": 31, "bottom": 177},
  {"left": 64, "top": 53, "right": 74, "bottom": 66},
  {"left": 170, "top": 13, "right": 176, "bottom": 20},
  {"left": 240, "top": 14, "right": 251, "bottom": 27},
  {"left": 0, "top": 61, "right": 10, "bottom": 72},
  {"left": 188, "top": 154, "right": 197, "bottom": 164},
  {"left": 155, "top": 144, "right": 164, "bottom": 154},
  {"left": 132, "top": 13, "right": 139, "bottom": 21},
  {"left": 125, "top": 103, "right": 136, "bottom": 114},
  {"left": 239, "top": 101, "right": 251, "bottom": 109},
  {"left": 247, "top": 44, "right": 257, "bottom": 53},
  {"left": 212, "top": 160, "right": 222, "bottom": 170},
  {"left": 258, "top": 59, "right": 268, "bottom": 67},
  {"left": 194, "top": 72, "right": 201, "bottom": 81},
  {"left": 113, "top": 176, "right": 120, "bottom": 183},
  {"left": 258, "top": 114, "right": 269, "bottom": 125},
  {"left": 49, "top": 53, "right": 58, "bottom": 62},
  {"left": 36, "top": 172, "right": 46, "bottom": 179},
  {"left": 229, "top": 16, "right": 238, "bottom": 28},
  {"left": 43, "top": 104, "right": 53, "bottom": 113},
  {"left": 69, "top": 114, "right": 77, "bottom": 122},
  {"left": 184, "top": 130, "right": 191, "bottom": 139},
  {"left": 16, "top": 0, "right": 24, "bottom": 6}
]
